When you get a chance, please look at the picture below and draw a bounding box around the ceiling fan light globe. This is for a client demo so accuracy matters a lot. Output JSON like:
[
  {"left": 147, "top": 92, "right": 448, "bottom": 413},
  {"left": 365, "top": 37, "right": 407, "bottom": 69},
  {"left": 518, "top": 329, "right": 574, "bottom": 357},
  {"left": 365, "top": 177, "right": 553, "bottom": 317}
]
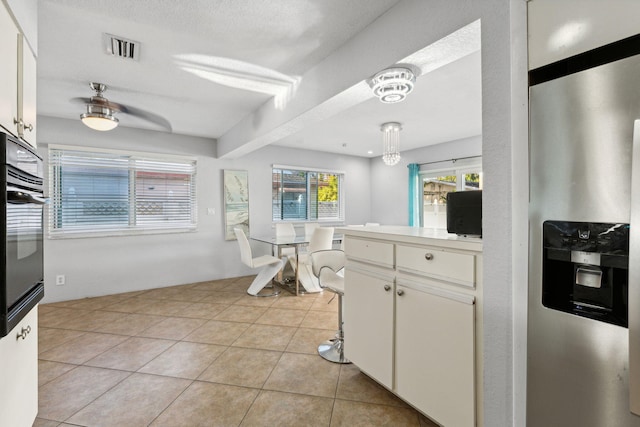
[{"left": 80, "top": 113, "right": 119, "bottom": 131}]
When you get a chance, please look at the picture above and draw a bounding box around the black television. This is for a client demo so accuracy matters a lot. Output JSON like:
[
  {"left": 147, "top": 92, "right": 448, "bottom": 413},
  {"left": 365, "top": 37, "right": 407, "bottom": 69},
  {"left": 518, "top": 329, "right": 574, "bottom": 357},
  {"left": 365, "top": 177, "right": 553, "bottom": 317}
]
[{"left": 446, "top": 190, "right": 482, "bottom": 237}]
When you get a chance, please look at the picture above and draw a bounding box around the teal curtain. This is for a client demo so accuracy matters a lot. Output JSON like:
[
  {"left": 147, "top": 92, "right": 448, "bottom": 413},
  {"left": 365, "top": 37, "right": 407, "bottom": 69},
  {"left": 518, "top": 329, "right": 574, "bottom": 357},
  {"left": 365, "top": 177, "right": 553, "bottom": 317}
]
[{"left": 408, "top": 163, "right": 420, "bottom": 227}]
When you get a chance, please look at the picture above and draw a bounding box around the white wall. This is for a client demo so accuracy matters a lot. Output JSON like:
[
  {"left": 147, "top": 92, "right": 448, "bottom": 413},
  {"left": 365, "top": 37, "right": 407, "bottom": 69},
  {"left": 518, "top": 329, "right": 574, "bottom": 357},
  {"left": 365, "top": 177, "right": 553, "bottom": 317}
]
[
  {"left": 38, "top": 116, "right": 371, "bottom": 303},
  {"left": 370, "top": 135, "right": 482, "bottom": 225}
]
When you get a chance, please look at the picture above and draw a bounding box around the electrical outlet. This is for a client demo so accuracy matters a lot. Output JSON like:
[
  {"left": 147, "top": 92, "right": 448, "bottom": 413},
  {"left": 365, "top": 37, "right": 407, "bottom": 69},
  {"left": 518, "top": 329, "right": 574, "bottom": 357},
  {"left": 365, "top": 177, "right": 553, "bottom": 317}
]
[{"left": 55, "top": 275, "right": 65, "bottom": 286}]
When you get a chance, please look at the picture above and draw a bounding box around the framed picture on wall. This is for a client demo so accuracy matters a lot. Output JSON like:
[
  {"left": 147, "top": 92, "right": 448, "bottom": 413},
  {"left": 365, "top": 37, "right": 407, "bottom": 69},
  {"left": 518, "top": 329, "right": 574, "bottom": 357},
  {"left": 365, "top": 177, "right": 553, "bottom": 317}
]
[{"left": 223, "top": 169, "right": 250, "bottom": 240}]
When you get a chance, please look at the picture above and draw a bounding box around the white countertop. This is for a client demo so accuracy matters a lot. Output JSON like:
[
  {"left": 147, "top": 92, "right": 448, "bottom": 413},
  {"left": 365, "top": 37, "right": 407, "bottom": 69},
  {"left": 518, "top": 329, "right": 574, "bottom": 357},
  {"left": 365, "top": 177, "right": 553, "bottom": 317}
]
[{"left": 337, "top": 225, "right": 482, "bottom": 251}]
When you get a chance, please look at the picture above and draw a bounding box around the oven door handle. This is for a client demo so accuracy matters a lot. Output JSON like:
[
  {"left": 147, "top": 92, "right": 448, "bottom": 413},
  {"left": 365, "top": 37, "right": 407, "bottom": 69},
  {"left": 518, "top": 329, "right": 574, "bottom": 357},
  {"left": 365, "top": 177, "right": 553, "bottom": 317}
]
[{"left": 7, "top": 190, "right": 46, "bottom": 205}]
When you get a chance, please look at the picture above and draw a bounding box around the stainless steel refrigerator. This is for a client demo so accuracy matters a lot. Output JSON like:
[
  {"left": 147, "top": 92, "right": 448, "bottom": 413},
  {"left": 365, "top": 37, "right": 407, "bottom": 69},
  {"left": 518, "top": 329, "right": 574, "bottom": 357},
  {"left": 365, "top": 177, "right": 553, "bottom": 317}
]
[{"left": 528, "top": 35, "right": 640, "bottom": 426}]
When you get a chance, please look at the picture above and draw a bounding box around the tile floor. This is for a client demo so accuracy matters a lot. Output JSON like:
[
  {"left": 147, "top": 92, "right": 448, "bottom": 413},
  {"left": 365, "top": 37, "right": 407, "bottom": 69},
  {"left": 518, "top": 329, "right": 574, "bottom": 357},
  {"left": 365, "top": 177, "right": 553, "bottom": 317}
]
[{"left": 34, "top": 276, "right": 438, "bottom": 427}]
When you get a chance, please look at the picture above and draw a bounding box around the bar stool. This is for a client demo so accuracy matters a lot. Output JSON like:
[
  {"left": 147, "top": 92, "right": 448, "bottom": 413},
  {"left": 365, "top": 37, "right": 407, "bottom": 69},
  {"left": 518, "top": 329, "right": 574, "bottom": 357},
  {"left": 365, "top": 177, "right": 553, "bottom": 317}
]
[
  {"left": 310, "top": 249, "right": 350, "bottom": 364},
  {"left": 295, "top": 227, "right": 334, "bottom": 293}
]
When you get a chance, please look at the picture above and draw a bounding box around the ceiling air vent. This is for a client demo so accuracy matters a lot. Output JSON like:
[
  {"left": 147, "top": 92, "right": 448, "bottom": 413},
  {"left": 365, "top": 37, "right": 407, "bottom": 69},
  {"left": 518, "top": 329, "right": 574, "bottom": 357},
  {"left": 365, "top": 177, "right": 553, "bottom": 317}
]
[{"left": 103, "top": 33, "right": 140, "bottom": 61}]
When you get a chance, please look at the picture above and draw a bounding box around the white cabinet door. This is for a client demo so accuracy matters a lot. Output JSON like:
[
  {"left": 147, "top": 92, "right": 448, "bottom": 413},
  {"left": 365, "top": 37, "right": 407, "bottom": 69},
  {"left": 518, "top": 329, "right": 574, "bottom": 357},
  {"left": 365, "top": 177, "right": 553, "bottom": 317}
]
[
  {"left": 20, "top": 38, "right": 36, "bottom": 147},
  {"left": 344, "top": 266, "right": 394, "bottom": 389},
  {"left": 396, "top": 283, "right": 475, "bottom": 427},
  {"left": 0, "top": 306, "right": 38, "bottom": 427},
  {"left": 0, "top": 5, "right": 19, "bottom": 136}
]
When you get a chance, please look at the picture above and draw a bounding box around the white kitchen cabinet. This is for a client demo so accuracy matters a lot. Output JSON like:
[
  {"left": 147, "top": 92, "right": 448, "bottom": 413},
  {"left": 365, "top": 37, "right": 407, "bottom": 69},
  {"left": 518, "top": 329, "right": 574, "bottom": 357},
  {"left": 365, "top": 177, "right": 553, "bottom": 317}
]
[
  {"left": 0, "top": 4, "right": 19, "bottom": 136},
  {"left": 343, "top": 265, "right": 395, "bottom": 388},
  {"left": 0, "top": 305, "right": 38, "bottom": 427},
  {"left": 342, "top": 226, "right": 482, "bottom": 426},
  {"left": 19, "top": 35, "right": 36, "bottom": 147},
  {"left": 396, "top": 279, "right": 475, "bottom": 427},
  {"left": 0, "top": 3, "right": 36, "bottom": 147}
]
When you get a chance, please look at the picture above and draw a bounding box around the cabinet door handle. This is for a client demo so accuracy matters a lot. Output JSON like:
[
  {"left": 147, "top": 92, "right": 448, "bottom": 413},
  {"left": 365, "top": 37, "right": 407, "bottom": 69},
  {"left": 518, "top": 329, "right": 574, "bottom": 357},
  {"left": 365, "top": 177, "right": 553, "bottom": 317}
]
[
  {"left": 16, "top": 325, "right": 31, "bottom": 340},
  {"left": 12, "top": 118, "right": 32, "bottom": 135},
  {"left": 397, "top": 289, "right": 405, "bottom": 296},
  {"left": 425, "top": 253, "right": 434, "bottom": 261},
  {"left": 384, "top": 284, "right": 391, "bottom": 292}
]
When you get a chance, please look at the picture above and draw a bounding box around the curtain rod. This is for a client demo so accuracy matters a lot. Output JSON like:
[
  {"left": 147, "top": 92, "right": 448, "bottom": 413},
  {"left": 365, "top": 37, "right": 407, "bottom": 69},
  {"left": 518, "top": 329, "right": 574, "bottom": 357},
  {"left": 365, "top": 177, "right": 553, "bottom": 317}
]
[{"left": 415, "top": 154, "right": 482, "bottom": 166}]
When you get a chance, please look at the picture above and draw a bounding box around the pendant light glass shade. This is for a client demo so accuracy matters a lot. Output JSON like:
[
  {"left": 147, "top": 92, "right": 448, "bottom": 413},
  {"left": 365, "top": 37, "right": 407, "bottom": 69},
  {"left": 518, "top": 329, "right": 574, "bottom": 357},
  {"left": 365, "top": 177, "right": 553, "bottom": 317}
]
[{"left": 381, "top": 122, "right": 402, "bottom": 166}]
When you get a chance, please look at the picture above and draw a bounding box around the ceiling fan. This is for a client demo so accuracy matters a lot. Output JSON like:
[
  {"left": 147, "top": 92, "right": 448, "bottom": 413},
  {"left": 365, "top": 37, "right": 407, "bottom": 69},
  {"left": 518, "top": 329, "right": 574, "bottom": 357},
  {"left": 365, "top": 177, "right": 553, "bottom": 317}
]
[{"left": 72, "top": 82, "right": 172, "bottom": 132}]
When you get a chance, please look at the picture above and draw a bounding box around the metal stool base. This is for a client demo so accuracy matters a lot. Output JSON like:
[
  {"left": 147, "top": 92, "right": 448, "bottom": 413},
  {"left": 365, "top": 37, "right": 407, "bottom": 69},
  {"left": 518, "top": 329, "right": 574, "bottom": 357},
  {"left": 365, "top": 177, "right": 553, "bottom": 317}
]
[{"left": 318, "top": 338, "right": 350, "bottom": 364}]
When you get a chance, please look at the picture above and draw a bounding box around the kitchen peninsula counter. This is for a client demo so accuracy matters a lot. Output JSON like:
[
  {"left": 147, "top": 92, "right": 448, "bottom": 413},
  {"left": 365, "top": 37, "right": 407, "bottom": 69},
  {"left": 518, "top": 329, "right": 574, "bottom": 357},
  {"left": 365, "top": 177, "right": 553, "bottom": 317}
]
[{"left": 339, "top": 225, "right": 483, "bottom": 427}]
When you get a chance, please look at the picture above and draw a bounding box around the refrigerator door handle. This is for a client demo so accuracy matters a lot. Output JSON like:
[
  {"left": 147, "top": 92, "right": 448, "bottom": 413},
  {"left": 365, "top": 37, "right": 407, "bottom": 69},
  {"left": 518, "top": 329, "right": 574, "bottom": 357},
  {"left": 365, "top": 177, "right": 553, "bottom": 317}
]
[{"left": 630, "top": 119, "right": 640, "bottom": 416}]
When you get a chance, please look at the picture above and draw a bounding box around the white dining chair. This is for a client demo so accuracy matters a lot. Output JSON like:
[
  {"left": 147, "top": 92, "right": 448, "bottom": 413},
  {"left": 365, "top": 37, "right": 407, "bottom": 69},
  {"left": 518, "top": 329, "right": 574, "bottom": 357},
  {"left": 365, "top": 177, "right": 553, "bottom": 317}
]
[
  {"left": 310, "top": 249, "right": 350, "bottom": 363},
  {"left": 304, "top": 222, "right": 320, "bottom": 237},
  {"left": 275, "top": 223, "right": 296, "bottom": 256},
  {"left": 292, "top": 227, "right": 334, "bottom": 293},
  {"left": 234, "top": 228, "right": 283, "bottom": 297},
  {"left": 275, "top": 223, "right": 297, "bottom": 280}
]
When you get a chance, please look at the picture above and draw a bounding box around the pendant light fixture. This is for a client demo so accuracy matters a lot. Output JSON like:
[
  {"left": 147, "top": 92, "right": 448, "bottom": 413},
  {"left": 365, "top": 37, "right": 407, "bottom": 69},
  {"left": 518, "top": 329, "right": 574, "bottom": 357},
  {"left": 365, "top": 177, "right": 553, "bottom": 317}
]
[
  {"left": 370, "top": 67, "right": 416, "bottom": 104},
  {"left": 381, "top": 122, "right": 402, "bottom": 166}
]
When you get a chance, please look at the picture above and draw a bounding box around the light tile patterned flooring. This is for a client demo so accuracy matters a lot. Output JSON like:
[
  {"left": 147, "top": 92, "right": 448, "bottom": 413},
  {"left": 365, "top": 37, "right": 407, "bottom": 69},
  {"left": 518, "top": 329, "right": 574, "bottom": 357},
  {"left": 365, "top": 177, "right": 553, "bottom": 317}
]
[{"left": 34, "top": 276, "right": 438, "bottom": 427}]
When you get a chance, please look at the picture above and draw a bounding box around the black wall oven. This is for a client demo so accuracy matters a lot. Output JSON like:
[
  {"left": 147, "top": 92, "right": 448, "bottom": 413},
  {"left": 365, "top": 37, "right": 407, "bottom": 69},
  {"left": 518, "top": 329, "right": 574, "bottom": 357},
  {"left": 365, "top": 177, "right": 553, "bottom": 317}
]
[{"left": 1, "top": 132, "right": 44, "bottom": 337}]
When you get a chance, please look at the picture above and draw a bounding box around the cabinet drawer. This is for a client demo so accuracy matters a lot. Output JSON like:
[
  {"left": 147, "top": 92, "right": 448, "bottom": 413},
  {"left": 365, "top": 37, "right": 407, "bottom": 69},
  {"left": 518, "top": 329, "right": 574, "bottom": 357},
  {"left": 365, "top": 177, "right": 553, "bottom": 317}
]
[
  {"left": 396, "top": 244, "right": 476, "bottom": 287},
  {"left": 345, "top": 237, "right": 394, "bottom": 268}
]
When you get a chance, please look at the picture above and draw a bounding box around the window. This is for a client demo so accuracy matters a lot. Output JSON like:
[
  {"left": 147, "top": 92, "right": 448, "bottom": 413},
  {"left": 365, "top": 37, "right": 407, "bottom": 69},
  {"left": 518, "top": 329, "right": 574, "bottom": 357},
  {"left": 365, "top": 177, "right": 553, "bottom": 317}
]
[
  {"left": 272, "top": 166, "right": 344, "bottom": 222},
  {"left": 48, "top": 146, "right": 197, "bottom": 237},
  {"left": 420, "top": 166, "right": 482, "bottom": 229}
]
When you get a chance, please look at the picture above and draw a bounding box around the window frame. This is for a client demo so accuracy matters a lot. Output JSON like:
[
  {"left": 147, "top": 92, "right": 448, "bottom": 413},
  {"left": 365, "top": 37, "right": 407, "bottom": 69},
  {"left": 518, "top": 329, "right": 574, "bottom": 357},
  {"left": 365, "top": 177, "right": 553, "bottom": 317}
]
[
  {"left": 47, "top": 144, "right": 197, "bottom": 239},
  {"left": 271, "top": 164, "right": 345, "bottom": 224}
]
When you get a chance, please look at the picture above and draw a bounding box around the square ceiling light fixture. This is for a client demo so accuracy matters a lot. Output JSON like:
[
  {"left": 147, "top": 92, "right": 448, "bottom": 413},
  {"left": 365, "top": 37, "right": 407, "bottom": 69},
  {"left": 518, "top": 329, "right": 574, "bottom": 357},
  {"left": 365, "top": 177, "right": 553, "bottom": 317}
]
[{"left": 369, "top": 66, "right": 416, "bottom": 103}]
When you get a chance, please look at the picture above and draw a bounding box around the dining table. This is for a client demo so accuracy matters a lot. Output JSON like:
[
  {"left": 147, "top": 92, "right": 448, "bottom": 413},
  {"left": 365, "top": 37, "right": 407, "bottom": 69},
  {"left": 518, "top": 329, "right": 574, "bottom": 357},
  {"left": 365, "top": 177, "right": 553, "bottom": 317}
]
[{"left": 250, "top": 232, "right": 343, "bottom": 295}]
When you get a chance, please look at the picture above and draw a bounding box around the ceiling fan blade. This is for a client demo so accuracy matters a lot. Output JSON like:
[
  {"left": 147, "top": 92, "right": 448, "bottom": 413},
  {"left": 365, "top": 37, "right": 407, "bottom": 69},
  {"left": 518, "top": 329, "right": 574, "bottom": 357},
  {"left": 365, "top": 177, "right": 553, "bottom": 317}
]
[
  {"left": 109, "top": 101, "right": 172, "bottom": 131},
  {"left": 72, "top": 96, "right": 122, "bottom": 110},
  {"left": 70, "top": 97, "right": 91, "bottom": 105}
]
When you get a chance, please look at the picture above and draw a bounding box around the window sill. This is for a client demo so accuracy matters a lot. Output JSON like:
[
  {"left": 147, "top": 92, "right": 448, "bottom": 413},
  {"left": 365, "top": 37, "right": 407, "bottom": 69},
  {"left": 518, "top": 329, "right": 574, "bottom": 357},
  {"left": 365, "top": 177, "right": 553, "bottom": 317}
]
[{"left": 48, "top": 226, "right": 197, "bottom": 240}]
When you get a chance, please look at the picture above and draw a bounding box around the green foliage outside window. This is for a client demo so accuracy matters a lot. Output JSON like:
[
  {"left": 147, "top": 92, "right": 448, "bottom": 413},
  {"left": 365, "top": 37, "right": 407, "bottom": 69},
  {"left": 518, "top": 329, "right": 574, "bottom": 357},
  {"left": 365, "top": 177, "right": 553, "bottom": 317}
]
[{"left": 318, "top": 174, "right": 338, "bottom": 201}]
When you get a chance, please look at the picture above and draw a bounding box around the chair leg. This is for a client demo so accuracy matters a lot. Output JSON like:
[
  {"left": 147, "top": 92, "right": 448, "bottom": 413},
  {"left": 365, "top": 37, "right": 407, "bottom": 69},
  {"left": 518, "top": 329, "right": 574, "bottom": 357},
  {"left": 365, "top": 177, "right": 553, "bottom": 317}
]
[
  {"left": 252, "top": 281, "right": 281, "bottom": 297},
  {"left": 247, "top": 261, "right": 282, "bottom": 297},
  {"left": 318, "top": 293, "right": 350, "bottom": 364}
]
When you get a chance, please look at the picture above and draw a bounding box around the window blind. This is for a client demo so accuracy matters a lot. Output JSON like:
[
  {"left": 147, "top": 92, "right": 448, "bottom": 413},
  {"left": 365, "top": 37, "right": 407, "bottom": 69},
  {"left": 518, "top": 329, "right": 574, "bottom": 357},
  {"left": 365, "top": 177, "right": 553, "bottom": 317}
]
[{"left": 48, "top": 147, "right": 197, "bottom": 237}]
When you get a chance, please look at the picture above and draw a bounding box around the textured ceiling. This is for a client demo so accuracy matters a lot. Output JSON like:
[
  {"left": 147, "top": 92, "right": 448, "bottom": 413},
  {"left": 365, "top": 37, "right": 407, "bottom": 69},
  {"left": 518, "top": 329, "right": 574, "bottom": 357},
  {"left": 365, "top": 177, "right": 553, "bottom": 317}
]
[{"left": 37, "top": 0, "right": 481, "bottom": 158}]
